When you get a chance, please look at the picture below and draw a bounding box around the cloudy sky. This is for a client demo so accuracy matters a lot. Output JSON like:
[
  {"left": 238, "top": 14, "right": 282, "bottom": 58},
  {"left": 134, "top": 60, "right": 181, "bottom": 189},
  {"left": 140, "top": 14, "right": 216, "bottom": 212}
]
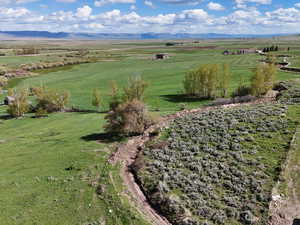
[{"left": 1, "top": 0, "right": 300, "bottom": 34}]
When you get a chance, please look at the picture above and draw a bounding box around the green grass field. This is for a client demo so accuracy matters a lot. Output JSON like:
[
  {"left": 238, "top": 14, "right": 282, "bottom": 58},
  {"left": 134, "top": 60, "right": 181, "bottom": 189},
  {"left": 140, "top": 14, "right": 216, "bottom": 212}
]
[
  {"left": 11, "top": 48, "right": 299, "bottom": 112},
  {"left": 1, "top": 39, "right": 300, "bottom": 225}
]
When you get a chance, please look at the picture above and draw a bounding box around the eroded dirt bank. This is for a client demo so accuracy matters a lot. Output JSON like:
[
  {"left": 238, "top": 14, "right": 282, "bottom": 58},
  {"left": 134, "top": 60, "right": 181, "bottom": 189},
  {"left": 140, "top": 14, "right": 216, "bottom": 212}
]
[
  {"left": 109, "top": 99, "right": 274, "bottom": 225},
  {"left": 269, "top": 126, "right": 300, "bottom": 225}
]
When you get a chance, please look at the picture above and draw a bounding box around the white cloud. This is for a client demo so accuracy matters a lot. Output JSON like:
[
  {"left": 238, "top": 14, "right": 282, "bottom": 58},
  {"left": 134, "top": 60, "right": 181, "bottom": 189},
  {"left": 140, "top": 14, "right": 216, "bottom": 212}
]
[
  {"left": 49, "top": 10, "right": 75, "bottom": 22},
  {"left": 0, "top": 7, "right": 30, "bottom": 17},
  {"left": 130, "top": 4, "right": 136, "bottom": 10},
  {"left": 76, "top": 5, "right": 92, "bottom": 18},
  {"left": 56, "top": 0, "right": 76, "bottom": 2},
  {"left": 86, "top": 23, "right": 104, "bottom": 29},
  {"left": 3, "top": 3, "right": 300, "bottom": 35},
  {"left": 295, "top": 3, "right": 300, "bottom": 8},
  {"left": 94, "top": 0, "right": 135, "bottom": 7},
  {"left": 178, "top": 9, "right": 209, "bottom": 21},
  {"left": 144, "top": 0, "right": 154, "bottom": 8},
  {"left": 143, "top": 13, "right": 176, "bottom": 25},
  {"left": 265, "top": 7, "right": 300, "bottom": 23},
  {"left": 158, "top": 0, "right": 201, "bottom": 5},
  {"left": 207, "top": 2, "right": 225, "bottom": 11},
  {"left": 235, "top": 0, "right": 271, "bottom": 8},
  {"left": 94, "top": 9, "right": 121, "bottom": 20},
  {"left": 0, "top": 0, "right": 39, "bottom": 4}
]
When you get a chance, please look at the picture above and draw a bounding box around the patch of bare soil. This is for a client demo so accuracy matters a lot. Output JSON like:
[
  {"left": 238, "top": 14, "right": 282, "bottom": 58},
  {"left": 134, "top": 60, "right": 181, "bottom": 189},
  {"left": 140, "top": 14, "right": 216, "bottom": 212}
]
[
  {"left": 269, "top": 128, "right": 300, "bottom": 225},
  {"left": 109, "top": 98, "right": 273, "bottom": 225}
]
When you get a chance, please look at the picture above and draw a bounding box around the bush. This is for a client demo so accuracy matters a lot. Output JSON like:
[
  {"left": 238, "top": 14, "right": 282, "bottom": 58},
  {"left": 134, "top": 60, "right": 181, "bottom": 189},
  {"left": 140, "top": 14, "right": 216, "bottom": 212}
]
[
  {"left": 108, "top": 80, "right": 122, "bottom": 110},
  {"left": 7, "top": 89, "right": 30, "bottom": 118},
  {"left": 0, "top": 67, "right": 6, "bottom": 76},
  {"left": 35, "top": 108, "right": 48, "bottom": 118},
  {"left": 232, "top": 84, "right": 252, "bottom": 97},
  {"left": 34, "top": 86, "right": 70, "bottom": 113},
  {"left": 178, "top": 103, "right": 187, "bottom": 111},
  {"left": 0, "top": 76, "right": 8, "bottom": 87},
  {"left": 104, "top": 100, "right": 155, "bottom": 136},
  {"left": 123, "top": 76, "right": 148, "bottom": 102},
  {"left": 92, "top": 88, "right": 102, "bottom": 111},
  {"left": 14, "top": 48, "right": 40, "bottom": 55}
]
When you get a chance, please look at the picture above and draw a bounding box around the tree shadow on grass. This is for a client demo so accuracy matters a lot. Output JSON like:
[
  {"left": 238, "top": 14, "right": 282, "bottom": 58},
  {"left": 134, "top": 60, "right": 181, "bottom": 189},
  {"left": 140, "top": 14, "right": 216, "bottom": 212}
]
[
  {"left": 293, "top": 219, "right": 300, "bottom": 225},
  {"left": 0, "top": 115, "right": 12, "bottom": 120},
  {"left": 160, "top": 94, "right": 207, "bottom": 103},
  {"left": 81, "top": 132, "right": 123, "bottom": 143}
]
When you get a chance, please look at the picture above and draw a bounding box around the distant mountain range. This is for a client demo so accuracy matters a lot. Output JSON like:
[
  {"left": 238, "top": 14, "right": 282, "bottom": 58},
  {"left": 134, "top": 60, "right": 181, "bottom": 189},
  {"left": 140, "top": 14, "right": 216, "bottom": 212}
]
[{"left": 0, "top": 31, "right": 296, "bottom": 40}]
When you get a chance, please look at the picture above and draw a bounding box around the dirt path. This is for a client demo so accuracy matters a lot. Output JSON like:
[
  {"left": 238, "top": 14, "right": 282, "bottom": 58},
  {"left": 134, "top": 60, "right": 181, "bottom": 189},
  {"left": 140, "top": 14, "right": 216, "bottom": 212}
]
[
  {"left": 269, "top": 127, "right": 300, "bottom": 225},
  {"left": 109, "top": 99, "right": 273, "bottom": 225}
]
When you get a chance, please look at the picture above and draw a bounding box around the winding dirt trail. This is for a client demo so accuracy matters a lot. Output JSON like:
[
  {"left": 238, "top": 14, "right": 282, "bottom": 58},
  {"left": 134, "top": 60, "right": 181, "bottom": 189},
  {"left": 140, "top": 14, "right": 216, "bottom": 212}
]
[
  {"left": 269, "top": 127, "right": 300, "bottom": 225},
  {"left": 108, "top": 98, "right": 273, "bottom": 225}
]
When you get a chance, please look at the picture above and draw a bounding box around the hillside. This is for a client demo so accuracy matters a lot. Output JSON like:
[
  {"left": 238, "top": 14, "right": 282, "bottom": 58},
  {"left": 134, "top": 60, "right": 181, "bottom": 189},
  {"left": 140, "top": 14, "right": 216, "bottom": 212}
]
[{"left": 0, "top": 31, "right": 295, "bottom": 40}]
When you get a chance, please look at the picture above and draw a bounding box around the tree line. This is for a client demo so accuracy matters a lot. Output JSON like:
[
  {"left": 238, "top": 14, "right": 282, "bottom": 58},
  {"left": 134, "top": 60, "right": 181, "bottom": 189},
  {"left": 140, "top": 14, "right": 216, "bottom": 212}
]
[{"left": 183, "top": 62, "right": 277, "bottom": 99}]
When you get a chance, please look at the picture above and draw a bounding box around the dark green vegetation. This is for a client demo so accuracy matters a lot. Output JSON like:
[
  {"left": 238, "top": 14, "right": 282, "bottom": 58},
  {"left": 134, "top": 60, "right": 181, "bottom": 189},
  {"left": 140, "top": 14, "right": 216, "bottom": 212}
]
[{"left": 1, "top": 39, "right": 300, "bottom": 225}]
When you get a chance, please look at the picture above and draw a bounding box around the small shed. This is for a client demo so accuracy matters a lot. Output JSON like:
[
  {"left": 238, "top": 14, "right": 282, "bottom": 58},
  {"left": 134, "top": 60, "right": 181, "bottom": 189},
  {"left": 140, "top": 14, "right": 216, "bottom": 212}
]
[
  {"left": 223, "top": 50, "right": 230, "bottom": 55},
  {"left": 155, "top": 53, "right": 169, "bottom": 60}
]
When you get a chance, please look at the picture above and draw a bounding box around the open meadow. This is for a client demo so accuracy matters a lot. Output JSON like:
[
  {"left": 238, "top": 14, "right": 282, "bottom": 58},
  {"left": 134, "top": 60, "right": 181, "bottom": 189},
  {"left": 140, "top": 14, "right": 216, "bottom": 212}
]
[{"left": 1, "top": 38, "right": 300, "bottom": 225}]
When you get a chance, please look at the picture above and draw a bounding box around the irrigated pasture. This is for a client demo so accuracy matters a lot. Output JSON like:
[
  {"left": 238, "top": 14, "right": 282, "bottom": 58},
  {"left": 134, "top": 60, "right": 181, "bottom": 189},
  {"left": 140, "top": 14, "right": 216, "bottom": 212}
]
[
  {"left": 0, "top": 39, "right": 300, "bottom": 225},
  {"left": 11, "top": 45, "right": 298, "bottom": 112}
]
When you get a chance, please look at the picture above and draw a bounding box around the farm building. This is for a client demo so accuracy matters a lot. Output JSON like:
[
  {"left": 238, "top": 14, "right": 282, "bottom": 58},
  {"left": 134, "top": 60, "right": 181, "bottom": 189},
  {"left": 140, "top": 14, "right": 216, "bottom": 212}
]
[
  {"left": 154, "top": 53, "right": 169, "bottom": 60},
  {"left": 223, "top": 48, "right": 257, "bottom": 55},
  {"left": 223, "top": 50, "right": 230, "bottom": 55}
]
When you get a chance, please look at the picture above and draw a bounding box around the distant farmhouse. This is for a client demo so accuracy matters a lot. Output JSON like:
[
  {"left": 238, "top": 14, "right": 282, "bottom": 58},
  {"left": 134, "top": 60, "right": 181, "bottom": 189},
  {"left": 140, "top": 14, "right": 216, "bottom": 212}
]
[
  {"left": 223, "top": 48, "right": 256, "bottom": 55},
  {"left": 154, "top": 53, "right": 169, "bottom": 60}
]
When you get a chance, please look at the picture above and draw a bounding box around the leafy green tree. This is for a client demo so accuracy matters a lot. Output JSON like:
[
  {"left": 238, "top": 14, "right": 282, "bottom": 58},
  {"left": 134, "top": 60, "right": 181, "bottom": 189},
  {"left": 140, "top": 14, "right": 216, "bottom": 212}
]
[
  {"left": 251, "top": 63, "right": 277, "bottom": 97},
  {"left": 219, "top": 64, "right": 231, "bottom": 97},
  {"left": 123, "top": 76, "right": 149, "bottom": 102},
  {"left": 183, "top": 64, "right": 230, "bottom": 99}
]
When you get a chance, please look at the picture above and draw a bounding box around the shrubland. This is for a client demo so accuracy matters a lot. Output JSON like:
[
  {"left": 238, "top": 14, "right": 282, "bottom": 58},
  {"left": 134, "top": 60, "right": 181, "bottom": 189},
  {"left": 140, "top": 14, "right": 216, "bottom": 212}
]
[
  {"left": 135, "top": 82, "right": 300, "bottom": 225},
  {"left": 136, "top": 103, "right": 297, "bottom": 225}
]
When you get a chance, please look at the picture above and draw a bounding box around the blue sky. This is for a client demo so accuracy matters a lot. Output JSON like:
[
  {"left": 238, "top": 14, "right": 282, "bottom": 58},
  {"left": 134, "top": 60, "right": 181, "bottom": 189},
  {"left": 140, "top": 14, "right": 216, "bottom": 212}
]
[{"left": 1, "top": 0, "right": 300, "bottom": 34}]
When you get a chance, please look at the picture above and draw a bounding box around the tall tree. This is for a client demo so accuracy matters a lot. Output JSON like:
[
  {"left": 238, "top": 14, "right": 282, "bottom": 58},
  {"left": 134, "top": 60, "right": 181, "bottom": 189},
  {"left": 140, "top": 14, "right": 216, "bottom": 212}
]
[{"left": 251, "top": 63, "right": 277, "bottom": 97}]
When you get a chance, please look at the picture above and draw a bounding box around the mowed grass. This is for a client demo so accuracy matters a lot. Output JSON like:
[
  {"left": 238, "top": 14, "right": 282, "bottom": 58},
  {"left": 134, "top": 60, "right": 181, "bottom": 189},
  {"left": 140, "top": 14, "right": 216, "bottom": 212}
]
[
  {"left": 0, "top": 43, "right": 299, "bottom": 225},
  {"left": 15, "top": 49, "right": 299, "bottom": 112}
]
